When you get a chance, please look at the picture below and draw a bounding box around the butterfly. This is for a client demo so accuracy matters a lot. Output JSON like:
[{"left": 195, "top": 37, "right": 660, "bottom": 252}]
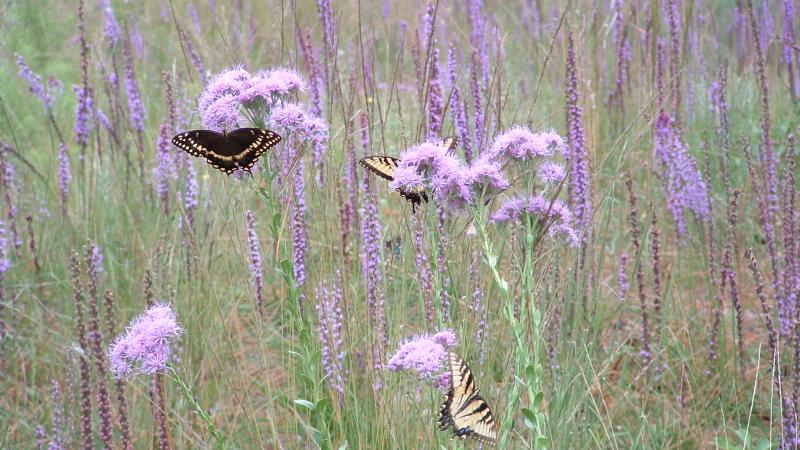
[
  {"left": 359, "top": 136, "right": 459, "bottom": 211},
  {"left": 438, "top": 352, "right": 498, "bottom": 446},
  {"left": 172, "top": 128, "right": 282, "bottom": 175}
]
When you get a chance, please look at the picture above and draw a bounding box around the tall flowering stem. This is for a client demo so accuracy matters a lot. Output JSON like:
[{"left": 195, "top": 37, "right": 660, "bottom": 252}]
[
  {"left": 564, "top": 34, "right": 591, "bottom": 240},
  {"left": 626, "top": 174, "right": 651, "bottom": 366},
  {"left": 104, "top": 290, "right": 131, "bottom": 450},
  {"left": 84, "top": 243, "right": 113, "bottom": 449},
  {"left": 245, "top": 211, "right": 265, "bottom": 318},
  {"left": 75, "top": 0, "right": 93, "bottom": 150},
  {"left": 69, "top": 251, "right": 93, "bottom": 450},
  {"left": 315, "top": 276, "right": 346, "bottom": 398}
]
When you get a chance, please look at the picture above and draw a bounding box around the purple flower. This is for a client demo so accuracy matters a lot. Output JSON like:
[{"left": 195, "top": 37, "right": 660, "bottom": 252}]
[
  {"left": 482, "top": 126, "right": 565, "bottom": 163},
  {"left": 427, "top": 48, "right": 444, "bottom": 138},
  {"left": 185, "top": 162, "right": 198, "bottom": 229},
  {"left": 198, "top": 67, "right": 251, "bottom": 127},
  {"left": 72, "top": 85, "right": 93, "bottom": 147},
  {"left": 619, "top": 252, "right": 629, "bottom": 301},
  {"left": 387, "top": 330, "right": 457, "bottom": 390},
  {"left": 245, "top": 211, "right": 265, "bottom": 317},
  {"left": 491, "top": 194, "right": 580, "bottom": 247},
  {"left": 565, "top": 35, "right": 592, "bottom": 237},
  {"left": 189, "top": 3, "right": 202, "bottom": 34},
  {"left": 130, "top": 20, "right": 145, "bottom": 58},
  {"left": 0, "top": 221, "right": 10, "bottom": 274},
  {"left": 316, "top": 277, "right": 346, "bottom": 396},
  {"left": 538, "top": 161, "right": 566, "bottom": 185},
  {"left": 58, "top": 143, "right": 71, "bottom": 216},
  {"left": 108, "top": 303, "right": 184, "bottom": 379},
  {"left": 201, "top": 94, "right": 241, "bottom": 131},
  {"left": 15, "top": 54, "right": 53, "bottom": 112},
  {"left": 652, "top": 113, "right": 709, "bottom": 236},
  {"left": 447, "top": 44, "right": 473, "bottom": 162},
  {"left": 292, "top": 161, "right": 308, "bottom": 291},
  {"left": 239, "top": 68, "right": 306, "bottom": 105},
  {"left": 155, "top": 123, "right": 173, "bottom": 215},
  {"left": 269, "top": 103, "right": 328, "bottom": 144},
  {"left": 99, "top": 0, "right": 121, "bottom": 46},
  {"left": 459, "top": 158, "right": 509, "bottom": 203},
  {"left": 123, "top": 36, "right": 145, "bottom": 132}
]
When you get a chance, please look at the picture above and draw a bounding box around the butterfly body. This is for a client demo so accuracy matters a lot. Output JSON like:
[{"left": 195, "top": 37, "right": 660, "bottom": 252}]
[
  {"left": 359, "top": 136, "right": 457, "bottom": 211},
  {"left": 438, "top": 352, "right": 497, "bottom": 446},
  {"left": 172, "top": 128, "right": 281, "bottom": 175}
]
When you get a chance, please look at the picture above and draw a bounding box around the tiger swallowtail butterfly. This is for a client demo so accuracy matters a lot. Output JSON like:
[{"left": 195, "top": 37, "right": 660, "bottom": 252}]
[
  {"left": 438, "top": 351, "right": 498, "bottom": 446},
  {"left": 359, "top": 136, "right": 459, "bottom": 211},
  {"left": 172, "top": 128, "right": 282, "bottom": 175}
]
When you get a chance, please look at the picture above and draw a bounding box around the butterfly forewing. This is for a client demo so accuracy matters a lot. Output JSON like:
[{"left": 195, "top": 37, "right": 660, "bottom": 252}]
[
  {"left": 443, "top": 135, "right": 459, "bottom": 154},
  {"left": 439, "top": 352, "right": 498, "bottom": 446},
  {"left": 360, "top": 155, "right": 428, "bottom": 211},
  {"left": 172, "top": 128, "right": 281, "bottom": 175}
]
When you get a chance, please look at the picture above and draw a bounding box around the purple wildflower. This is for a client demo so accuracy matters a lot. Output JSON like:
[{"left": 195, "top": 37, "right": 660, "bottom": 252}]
[
  {"left": 491, "top": 194, "right": 580, "bottom": 247},
  {"left": 619, "top": 252, "right": 629, "bottom": 301},
  {"left": 185, "top": 162, "right": 198, "bottom": 230},
  {"left": 427, "top": 48, "right": 444, "bottom": 138},
  {"left": 0, "top": 221, "right": 7, "bottom": 346},
  {"left": 539, "top": 161, "right": 566, "bottom": 185},
  {"left": 387, "top": 330, "right": 457, "bottom": 390},
  {"left": 99, "top": 0, "right": 121, "bottom": 46},
  {"left": 245, "top": 211, "right": 265, "bottom": 318},
  {"left": 201, "top": 94, "right": 241, "bottom": 131},
  {"left": 239, "top": 68, "right": 306, "bottom": 106},
  {"left": 58, "top": 143, "right": 71, "bottom": 216},
  {"left": 315, "top": 277, "right": 346, "bottom": 396},
  {"left": 292, "top": 159, "right": 308, "bottom": 292},
  {"left": 155, "top": 123, "right": 173, "bottom": 215},
  {"left": 189, "top": 3, "right": 202, "bottom": 34},
  {"left": 197, "top": 67, "right": 250, "bottom": 126},
  {"left": 652, "top": 113, "right": 709, "bottom": 236},
  {"left": 108, "top": 303, "right": 184, "bottom": 379},
  {"left": 176, "top": 24, "right": 204, "bottom": 82},
  {"left": 123, "top": 35, "right": 146, "bottom": 133},
  {"left": 413, "top": 216, "right": 436, "bottom": 323},
  {"left": 73, "top": 85, "right": 93, "bottom": 147},
  {"left": 49, "top": 380, "right": 64, "bottom": 449},
  {"left": 565, "top": 34, "right": 592, "bottom": 238},
  {"left": 782, "top": 0, "right": 798, "bottom": 100},
  {"left": 447, "top": 44, "right": 473, "bottom": 162},
  {"left": 481, "top": 126, "right": 565, "bottom": 163},
  {"left": 130, "top": 20, "right": 145, "bottom": 59},
  {"left": 15, "top": 54, "right": 53, "bottom": 112},
  {"left": 469, "top": 50, "right": 484, "bottom": 150}
]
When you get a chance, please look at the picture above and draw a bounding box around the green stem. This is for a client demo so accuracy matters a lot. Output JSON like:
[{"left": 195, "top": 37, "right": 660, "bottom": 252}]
[{"left": 165, "top": 366, "right": 226, "bottom": 450}]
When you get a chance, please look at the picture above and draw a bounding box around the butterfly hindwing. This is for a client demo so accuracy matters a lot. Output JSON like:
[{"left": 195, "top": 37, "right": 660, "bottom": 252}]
[
  {"left": 442, "top": 135, "right": 459, "bottom": 154},
  {"left": 172, "top": 128, "right": 282, "bottom": 175},
  {"left": 438, "top": 352, "right": 497, "bottom": 446}
]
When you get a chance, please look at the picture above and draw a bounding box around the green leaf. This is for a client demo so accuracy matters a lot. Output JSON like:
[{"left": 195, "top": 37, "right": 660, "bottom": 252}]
[
  {"left": 338, "top": 443, "right": 348, "bottom": 450},
  {"left": 293, "top": 399, "right": 315, "bottom": 411},
  {"left": 533, "top": 392, "right": 544, "bottom": 409},
  {"left": 755, "top": 438, "right": 773, "bottom": 450},
  {"left": 521, "top": 408, "right": 537, "bottom": 430},
  {"left": 498, "top": 278, "right": 509, "bottom": 291}
]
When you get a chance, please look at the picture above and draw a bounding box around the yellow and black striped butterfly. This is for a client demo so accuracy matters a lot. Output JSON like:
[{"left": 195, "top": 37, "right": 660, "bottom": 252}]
[
  {"left": 359, "top": 136, "right": 458, "bottom": 211},
  {"left": 172, "top": 128, "right": 282, "bottom": 175},
  {"left": 438, "top": 352, "right": 497, "bottom": 446}
]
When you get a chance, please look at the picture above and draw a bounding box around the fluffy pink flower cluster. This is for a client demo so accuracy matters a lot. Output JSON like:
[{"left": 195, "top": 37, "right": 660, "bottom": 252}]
[
  {"left": 387, "top": 330, "right": 457, "bottom": 391},
  {"left": 390, "top": 139, "right": 508, "bottom": 207},
  {"left": 197, "top": 66, "right": 306, "bottom": 131},
  {"left": 108, "top": 303, "right": 184, "bottom": 379}
]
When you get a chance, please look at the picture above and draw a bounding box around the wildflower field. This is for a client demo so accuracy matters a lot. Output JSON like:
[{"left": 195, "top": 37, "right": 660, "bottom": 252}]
[{"left": 2, "top": 0, "right": 800, "bottom": 448}]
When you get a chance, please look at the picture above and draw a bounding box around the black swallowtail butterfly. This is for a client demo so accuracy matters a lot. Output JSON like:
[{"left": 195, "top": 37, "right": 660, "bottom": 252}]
[{"left": 172, "top": 128, "right": 282, "bottom": 175}]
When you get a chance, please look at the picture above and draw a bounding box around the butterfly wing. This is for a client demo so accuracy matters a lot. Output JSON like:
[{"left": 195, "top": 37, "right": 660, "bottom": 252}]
[
  {"left": 172, "top": 128, "right": 281, "bottom": 175},
  {"left": 439, "top": 352, "right": 497, "bottom": 446},
  {"left": 359, "top": 156, "right": 399, "bottom": 180},
  {"left": 442, "top": 135, "right": 459, "bottom": 154},
  {"left": 360, "top": 155, "right": 428, "bottom": 211},
  {"left": 225, "top": 128, "right": 282, "bottom": 172}
]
